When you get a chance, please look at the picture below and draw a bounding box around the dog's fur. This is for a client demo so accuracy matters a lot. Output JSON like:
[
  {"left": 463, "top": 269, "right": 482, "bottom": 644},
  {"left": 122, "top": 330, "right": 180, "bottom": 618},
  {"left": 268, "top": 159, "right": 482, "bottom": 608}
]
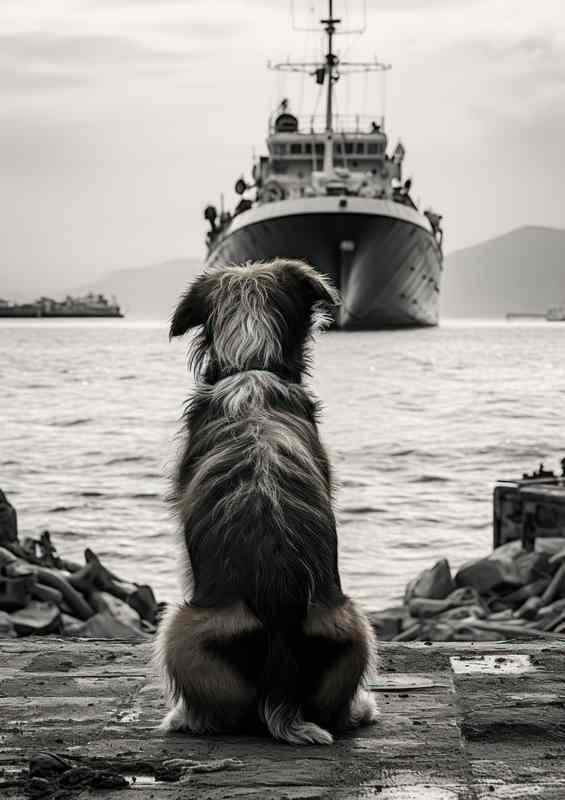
[{"left": 156, "top": 259, "right": 378, "bottom": 745}]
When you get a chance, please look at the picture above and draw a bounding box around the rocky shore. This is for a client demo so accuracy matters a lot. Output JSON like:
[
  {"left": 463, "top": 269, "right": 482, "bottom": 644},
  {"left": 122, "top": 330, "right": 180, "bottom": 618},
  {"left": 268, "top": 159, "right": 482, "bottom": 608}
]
[
  {"left": 3, "top": 465, "right": 565, "bottom": 643},
  {"left": 369, "top": 542, "right": 565, "bottom": 642},
  {"left": 0, "top": 490, "right": 161, "bottom": 640}
]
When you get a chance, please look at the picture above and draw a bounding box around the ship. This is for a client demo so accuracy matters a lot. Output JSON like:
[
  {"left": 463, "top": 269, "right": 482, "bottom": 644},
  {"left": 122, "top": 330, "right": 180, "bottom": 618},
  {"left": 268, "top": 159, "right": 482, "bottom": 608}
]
[
  {"left": 203, "top": 0, "right": 444, "bottom": 329},
  {"left": 0, "top": 293, "right": 123, "bottom": 318},
  {"left": 546, "top": 305, "right": 565, "bottom": 322}
]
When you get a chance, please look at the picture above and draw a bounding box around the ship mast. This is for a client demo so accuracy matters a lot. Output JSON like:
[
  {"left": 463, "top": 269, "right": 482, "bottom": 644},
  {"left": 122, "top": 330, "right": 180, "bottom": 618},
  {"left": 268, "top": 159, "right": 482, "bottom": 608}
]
[
  {"left": 322, "top": 0, "right": 339, "bottom": 171},
  {"left": 269, "top": 0, "right": 391, "bottom": 174}
]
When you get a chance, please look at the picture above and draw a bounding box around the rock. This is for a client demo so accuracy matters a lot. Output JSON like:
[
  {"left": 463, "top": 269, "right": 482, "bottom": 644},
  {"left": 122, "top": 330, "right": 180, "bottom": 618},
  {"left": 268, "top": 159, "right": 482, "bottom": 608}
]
[
  {"left": 491, "top": 537, "right": 565, "bottom": 562},
  {"left": 409, "top": 586, "right": 486, "bottom": 619},
  {"left": 4, "top": 560, "right": 34, "bottom": 578},
  {"left": 127, "top": 584, "right": 158, "bottom": 624},
  {"left": 68, "top": 550, "right": 133, "bottom": 600},
  {"left": 438, "top": 605, "right": 486, "bottom": 622},
  {"left": 34, "top": 567, "right": 94, "bottom": 620},
  {"left": 549, "top": 545, "right": 565, "bottom": 564},
  {"left": 515, "top": 596, "right": 544, "bottom": 620},
  {"left": 0, "top": 573, "right": 33, "bottom": 612},
  {"left": 500, "top": 577, "right": 550, "bottom": 606},
  {"left": 0, "top": 490, "right": 18, "bottom": 544},
  {"left": 91, "top": 591, "right": 142, "bottom": 628},
  {"left": 0, "top": 610, "right": 16, "bottom": 638},
  {"left": 392, "top": 622, "right": 420, "bottom": 641},
  {"left": 408, "top": 597, "right": 452, "bottom": 618},
  {"left": 538, "top": 597, "right": 565, "bottom": 617},
  {"left": 513, "top": 551, "right": 553, "bottom": 584},
  {"left": 9, "top": 601, "right": 61, "bottom": 636},
  {"left": 74, "top": 611, "right": 149, "bottom": 641},
  {"left": 31, "top": 582, "right": 64, "bottom": 606},
  {"left": 367, "top": 606, "right": 408, "bottom": 639},
  {"left": 541, "top": 562, "right": 565, "bottom": 604},
  {"left": 404, "top": 559, "right": 454, "bottom": 603},
  {"left": 488, "top": 608, "right": 515, "bottom": 620},
  {"left": 0, "top": 546, "right": 17, "bottom": 567},
  {"left": 546, "top": 610, "right": 565, "bottom": 632},
  {"left": 455, "top": 557, "right": 521, "bottom": 593},
  {"left": 451, "top": 623, "right": 503, "bottom": 642},
  {"left": 29, "top": 752, "right": 72, "bottom": 778},
  {"left": 60, "top": 613, "right": 83, "bottom": 635}
]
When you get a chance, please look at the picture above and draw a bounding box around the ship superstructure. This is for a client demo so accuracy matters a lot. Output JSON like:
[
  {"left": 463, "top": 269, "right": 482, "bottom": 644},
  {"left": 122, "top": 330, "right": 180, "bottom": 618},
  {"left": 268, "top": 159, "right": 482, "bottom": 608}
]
[{"left": 204, "top": 1, "right": 444, "bottom": 329}]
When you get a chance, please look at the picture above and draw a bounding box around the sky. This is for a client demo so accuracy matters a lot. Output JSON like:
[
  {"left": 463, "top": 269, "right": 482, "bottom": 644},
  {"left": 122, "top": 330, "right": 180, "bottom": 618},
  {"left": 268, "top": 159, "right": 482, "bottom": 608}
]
[{"left": 2, "top": 0, "right": 565, "bottom": 293}]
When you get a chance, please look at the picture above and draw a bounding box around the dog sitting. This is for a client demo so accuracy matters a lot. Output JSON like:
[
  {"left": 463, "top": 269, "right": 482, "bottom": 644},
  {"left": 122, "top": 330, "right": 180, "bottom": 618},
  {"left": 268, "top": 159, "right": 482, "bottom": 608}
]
[{"left": 156, "top": 259, "right": 378, "bottom": 745}]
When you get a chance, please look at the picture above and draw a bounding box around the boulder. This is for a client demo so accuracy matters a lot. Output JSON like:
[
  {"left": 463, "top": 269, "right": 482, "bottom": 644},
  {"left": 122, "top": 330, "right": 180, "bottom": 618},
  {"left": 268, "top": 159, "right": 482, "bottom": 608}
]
[
  {"left": 404, "top": 559, "right": 454, "bottom": 603},
  {"left": 10, "top": 601, "right": 61, "bottom": 636},
  {"left": 515, "top": 596, "right": 544, "bottom": 620},
  {"left": 500, "top": 578, "right": 550, "bottom": 606},
  {"left": 513, "top": 551, "right": 553, "bottom": 584},
  {"left": 91, "top": 591, "right": 142, "bottom": 629},
  {"left": 0, "top": 573, "right": 34, "bottom": 612},
  {"left": 74, "top": 611, "right": 149, "bottom": 641},
  {"left": 127, "top": 585, "right": 158, "bottom": 624},
  {"left": 367, "top": 606, "right": 408, "bottom": 640},
  {"left": 455, "top": 557, "right": 520, "bottom": 593},
  {"left": 491, "top": 537, "right": 565, "bottom": 562},
  {"left": 34, "top": 567, "right": 94, "bottom": 620},
  {"left": 541, "top": 562, "right": 565, "bottom": 604},
  {"left": 0, "top": 490, "right": 18, "bottom": 544},
  {"left": 31, "top": 582, "right": 64, "bottom": 606}
]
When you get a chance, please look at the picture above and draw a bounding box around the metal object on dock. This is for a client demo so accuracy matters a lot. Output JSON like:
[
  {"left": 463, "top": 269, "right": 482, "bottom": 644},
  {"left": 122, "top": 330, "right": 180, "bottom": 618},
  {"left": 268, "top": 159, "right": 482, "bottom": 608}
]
[{"left": 493, "top": 465, "right": 565, "bottom": 549}]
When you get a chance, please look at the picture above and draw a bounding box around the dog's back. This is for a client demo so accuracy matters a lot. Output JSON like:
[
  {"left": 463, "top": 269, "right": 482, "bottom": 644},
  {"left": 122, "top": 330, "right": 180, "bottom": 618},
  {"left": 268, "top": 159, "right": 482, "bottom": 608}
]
[{"left": 177, "top": 370, "right": 344, "bottom": 623}]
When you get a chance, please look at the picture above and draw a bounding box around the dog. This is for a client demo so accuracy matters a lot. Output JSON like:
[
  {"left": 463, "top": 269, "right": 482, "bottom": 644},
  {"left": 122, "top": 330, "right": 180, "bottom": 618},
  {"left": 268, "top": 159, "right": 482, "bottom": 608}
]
[{"left": 156, "top": 259, "right": 379, "bottom": 745}]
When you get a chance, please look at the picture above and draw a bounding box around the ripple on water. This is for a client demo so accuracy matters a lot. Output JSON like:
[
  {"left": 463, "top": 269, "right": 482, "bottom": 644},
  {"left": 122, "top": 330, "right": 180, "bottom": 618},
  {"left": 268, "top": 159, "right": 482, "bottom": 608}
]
[
  {"left": 2, "top": 321, "right": 564, "bottom": 608},
  {"left": 50, "top": 418, "right": 92, "bottom": 427}
]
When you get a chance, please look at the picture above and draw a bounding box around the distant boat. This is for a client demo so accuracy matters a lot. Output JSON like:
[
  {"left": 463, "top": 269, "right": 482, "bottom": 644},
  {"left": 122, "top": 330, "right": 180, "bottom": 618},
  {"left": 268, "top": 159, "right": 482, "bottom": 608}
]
[
  {"left": 546, "top": 305, "right": 565, "bottom": 322},
  {"left": 0, "top": 293, "right": 123, "bottom": 318}
]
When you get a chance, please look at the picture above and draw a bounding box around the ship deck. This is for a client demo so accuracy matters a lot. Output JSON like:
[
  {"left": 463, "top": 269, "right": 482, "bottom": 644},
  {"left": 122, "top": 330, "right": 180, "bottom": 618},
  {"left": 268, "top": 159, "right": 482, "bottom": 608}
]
[{"left": 1, "top": 637, "right": 564, "bottom": 798}]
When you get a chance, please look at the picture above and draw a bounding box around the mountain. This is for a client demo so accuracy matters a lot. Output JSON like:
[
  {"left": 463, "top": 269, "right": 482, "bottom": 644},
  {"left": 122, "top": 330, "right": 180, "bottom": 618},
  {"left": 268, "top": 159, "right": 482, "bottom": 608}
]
[
  {"left": 441, "top": 226, "right": 565, "bottom": 318},
  {"left": 9, "top": 224, "right": 559, "bottom": 320},
  {"left": 80, "top": 257, "right": 204, "bottom": 320}
]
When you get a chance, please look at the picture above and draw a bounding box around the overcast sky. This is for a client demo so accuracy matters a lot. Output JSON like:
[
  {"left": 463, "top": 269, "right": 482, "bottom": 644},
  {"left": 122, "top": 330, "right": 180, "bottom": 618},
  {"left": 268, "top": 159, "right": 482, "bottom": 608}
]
[{"left": 2, "top": 0, "right": 565, "bottom": 292}]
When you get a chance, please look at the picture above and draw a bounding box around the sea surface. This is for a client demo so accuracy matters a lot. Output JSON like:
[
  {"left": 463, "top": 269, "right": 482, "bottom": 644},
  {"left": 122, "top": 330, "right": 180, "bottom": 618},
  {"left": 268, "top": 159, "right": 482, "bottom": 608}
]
[{"left": 1, "top": 318, "right": 564, "bottom": 610}]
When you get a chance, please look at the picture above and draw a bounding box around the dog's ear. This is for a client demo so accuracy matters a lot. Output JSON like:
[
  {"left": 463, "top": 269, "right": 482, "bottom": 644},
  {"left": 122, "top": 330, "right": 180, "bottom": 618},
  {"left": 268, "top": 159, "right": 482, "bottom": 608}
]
[
  {"left": 277, "top": 259, "right": 340, "bottom": 309},
  {"left": 169, "top": 273, "right": 212, "bottom": 338}
]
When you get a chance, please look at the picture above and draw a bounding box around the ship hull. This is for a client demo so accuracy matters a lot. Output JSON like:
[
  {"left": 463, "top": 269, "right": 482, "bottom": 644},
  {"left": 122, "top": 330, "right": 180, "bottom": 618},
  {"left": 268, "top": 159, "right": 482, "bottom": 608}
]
[{"left": 206, "top": 197, "right": 443, "bottom": 329}]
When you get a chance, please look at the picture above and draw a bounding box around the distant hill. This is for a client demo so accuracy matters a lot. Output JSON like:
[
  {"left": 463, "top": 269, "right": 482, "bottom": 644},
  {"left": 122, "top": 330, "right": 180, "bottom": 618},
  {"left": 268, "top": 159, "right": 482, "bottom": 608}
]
[
  {"left": 442, "top": 226, "right": 565, "bottom": 318},
  {"left": 80, "top": 257, "right": 204, "bottom": 320}
]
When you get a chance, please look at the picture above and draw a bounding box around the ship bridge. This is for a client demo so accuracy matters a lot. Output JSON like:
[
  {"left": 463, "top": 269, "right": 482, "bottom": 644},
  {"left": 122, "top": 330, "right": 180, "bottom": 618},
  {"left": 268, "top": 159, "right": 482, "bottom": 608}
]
[{"left": 257, "top": 110, "right": 401, "bottom": 202}]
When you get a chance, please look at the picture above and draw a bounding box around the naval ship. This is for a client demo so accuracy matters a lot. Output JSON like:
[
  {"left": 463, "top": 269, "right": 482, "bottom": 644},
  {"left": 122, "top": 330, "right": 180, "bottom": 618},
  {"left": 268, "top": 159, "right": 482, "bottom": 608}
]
[{"left": 203, "top": 1, "right": 444, "bottom": 329}]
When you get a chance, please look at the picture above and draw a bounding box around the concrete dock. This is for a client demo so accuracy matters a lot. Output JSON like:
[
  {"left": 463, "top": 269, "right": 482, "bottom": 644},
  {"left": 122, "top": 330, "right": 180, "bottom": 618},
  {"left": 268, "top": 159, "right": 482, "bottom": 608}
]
[{"left": 0, "top": 637, "right": 564, "bottom": 798}]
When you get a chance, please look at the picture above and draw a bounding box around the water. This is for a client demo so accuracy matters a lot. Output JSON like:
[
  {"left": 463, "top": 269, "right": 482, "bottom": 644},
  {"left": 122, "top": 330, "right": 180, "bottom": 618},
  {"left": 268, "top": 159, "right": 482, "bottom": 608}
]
[{"left": 1, "top": 319, "right": 564, "bottom": 610}]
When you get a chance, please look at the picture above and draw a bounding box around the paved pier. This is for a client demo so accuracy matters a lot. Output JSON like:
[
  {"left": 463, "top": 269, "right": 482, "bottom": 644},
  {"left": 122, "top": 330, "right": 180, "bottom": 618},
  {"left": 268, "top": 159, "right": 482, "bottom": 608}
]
[{"left": 0, "top": 638, "right": 564, "bottom": 798}]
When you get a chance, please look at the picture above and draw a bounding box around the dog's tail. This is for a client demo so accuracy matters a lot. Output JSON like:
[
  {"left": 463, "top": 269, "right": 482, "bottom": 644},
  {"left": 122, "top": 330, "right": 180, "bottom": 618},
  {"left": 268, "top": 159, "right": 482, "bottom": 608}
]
[{"left": 258, "top": 629, "right": 333, "bottom": 745}]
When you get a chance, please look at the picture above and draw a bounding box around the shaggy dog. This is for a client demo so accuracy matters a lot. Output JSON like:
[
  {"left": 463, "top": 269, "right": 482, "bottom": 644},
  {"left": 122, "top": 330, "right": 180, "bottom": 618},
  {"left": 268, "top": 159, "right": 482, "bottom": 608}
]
[{"left": 157, "top": 259, "right": 378, "bottom": 745}]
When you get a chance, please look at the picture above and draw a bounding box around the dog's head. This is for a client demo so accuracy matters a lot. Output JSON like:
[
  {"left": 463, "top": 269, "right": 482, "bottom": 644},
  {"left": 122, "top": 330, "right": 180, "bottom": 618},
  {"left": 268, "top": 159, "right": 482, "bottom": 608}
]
[{"left": 170, "top": 259, "right": 338, "bottom": 381}]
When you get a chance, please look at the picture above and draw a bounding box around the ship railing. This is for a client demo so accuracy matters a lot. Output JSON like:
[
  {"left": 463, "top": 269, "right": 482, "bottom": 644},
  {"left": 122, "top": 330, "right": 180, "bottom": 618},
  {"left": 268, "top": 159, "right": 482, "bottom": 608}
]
[{"left": 269, "top": 114, "right": 385, "bottom": 136}]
